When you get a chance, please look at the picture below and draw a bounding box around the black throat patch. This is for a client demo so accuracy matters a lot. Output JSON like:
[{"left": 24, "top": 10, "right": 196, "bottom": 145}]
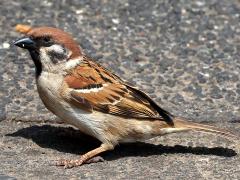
[{"left": 29, "top": 50, "right": 42, "bottom": 77}]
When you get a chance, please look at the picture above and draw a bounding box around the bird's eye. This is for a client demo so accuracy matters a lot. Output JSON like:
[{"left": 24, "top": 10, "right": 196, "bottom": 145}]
[{"left": 43, "top": 37, "right": 51, "bottom": 43}]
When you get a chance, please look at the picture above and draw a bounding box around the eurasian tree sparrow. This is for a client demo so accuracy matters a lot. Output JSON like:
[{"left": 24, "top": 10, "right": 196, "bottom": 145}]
[{"left": 13, "top": 25, "right": 236, "bottom": 168}]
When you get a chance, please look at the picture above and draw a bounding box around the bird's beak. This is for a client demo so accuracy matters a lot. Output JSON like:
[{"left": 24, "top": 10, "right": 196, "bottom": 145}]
[{"left": 14, "top": 37, "right": 36, "bottom": 50}]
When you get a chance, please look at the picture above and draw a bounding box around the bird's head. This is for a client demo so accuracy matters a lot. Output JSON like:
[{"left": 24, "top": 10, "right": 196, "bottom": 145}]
[{"left": 14, "top": 27, "right": 82, "bottom": 76}]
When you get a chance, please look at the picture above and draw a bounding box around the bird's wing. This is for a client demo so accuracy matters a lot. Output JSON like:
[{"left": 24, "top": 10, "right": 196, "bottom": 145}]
[{"left": 64, "top": 57, "right": 173, "bottom": 124}]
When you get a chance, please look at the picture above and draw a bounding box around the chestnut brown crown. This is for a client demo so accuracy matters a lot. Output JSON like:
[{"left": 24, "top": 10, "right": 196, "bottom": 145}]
[{"left": 27, "top": 27, "right": 82, "bottom": 59}]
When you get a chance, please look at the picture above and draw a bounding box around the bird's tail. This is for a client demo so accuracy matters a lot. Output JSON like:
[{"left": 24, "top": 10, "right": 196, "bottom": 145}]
[{"left": 162, "top": 117, "right": 238, "bottom": 140}]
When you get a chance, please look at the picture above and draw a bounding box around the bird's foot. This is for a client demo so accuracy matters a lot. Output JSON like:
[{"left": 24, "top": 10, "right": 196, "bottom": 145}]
[
  {"left": 56, "top": 156, "right": 104, "bottom": 168},
  {"left": 56, "top": 158, "right": 83, "bottom": 168},
  {"left": 85, "top": 156, "right": 104, "bottom": 164}
]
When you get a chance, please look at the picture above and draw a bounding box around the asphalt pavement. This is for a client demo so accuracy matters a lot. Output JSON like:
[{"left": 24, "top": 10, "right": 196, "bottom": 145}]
[{"left": 0, "top": 0, "right": 239, "bottom": 179}]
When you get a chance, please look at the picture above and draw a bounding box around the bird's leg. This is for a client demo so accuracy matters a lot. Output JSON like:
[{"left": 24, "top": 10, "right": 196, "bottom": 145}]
[{"left": 56, "top": 143, "right": 114, "bottom": 168}]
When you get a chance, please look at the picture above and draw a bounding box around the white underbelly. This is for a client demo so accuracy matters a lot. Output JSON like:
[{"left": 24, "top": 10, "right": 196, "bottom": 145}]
[
  {"left": 39, "top": 89, "right": 105, "bottom": 139},
  {"left": 58, "top": 106, "right": 106, "bottom": 138}
]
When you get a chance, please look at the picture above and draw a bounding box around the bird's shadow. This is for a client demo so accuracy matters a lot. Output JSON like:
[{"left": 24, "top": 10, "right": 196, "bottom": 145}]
[{"left": 6, "top": 125, "right": 237, "bottom": 160}]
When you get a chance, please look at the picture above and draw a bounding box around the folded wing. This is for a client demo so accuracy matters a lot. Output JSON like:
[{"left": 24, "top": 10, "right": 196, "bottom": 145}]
[{"left": 64, "top": 57, "right": 173, "bottom": 124}]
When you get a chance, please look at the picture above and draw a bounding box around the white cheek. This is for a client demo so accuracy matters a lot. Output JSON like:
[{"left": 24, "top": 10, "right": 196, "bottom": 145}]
[
  {"left": 47, "top": 44, "right": 65, "bottom": 54},
  {"left": 40, "top": 45, "right": 66, "bottom": 64},
  {"left": 40, "top": 44, "right": 65, "bottom": 58},
  {"left": 39, "top": 48, "right": 50, "bottom": 63}
]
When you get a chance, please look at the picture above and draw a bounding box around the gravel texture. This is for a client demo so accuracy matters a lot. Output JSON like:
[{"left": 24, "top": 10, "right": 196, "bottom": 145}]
[{"left": 0, "top": 0, "right": 240, "bottom": 179}]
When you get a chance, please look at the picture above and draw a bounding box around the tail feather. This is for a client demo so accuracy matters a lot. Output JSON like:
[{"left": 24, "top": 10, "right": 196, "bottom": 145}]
[{"left": 172, "top": 117, "right": 237, "bottom": 140}]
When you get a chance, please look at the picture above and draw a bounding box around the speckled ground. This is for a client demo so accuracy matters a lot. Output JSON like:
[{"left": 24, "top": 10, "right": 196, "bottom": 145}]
[{"left": 0, "top": 0, "right": 240, "bottom": 179}]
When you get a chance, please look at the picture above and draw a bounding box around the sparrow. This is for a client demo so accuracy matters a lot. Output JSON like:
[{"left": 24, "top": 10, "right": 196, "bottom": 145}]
[{"left": 13, "top": 25, "right": 237, "bottom": 168}]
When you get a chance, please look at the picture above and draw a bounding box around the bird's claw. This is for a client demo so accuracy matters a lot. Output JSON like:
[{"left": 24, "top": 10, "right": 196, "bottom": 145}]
[
  {"left": 56, "top": 159, "right": 84, "bottom": 169},
  {"left": 85, "top": 156, "right": 105, "bottom": 164},
  {"left": 56, "top": 156, "right": 104, "bottom": 168}
]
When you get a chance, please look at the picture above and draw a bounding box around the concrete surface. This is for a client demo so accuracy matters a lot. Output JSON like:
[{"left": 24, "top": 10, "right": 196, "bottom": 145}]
[{"left": 0, "top": 0, "right": 239, "bottom": 179}]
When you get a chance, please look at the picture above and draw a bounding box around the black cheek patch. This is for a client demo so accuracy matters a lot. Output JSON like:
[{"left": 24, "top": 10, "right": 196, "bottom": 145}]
[{"left": 47, "top": 50, "right": 67, "bottom": 64}]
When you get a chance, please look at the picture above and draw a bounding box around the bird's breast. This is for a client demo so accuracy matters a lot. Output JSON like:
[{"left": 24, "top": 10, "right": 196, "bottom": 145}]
[
  {"left": 36, "top": 72, "right": 64, "bottom": 113},
  {"left": 36, "top": 71, "right": 106, "bottom": 138}
]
